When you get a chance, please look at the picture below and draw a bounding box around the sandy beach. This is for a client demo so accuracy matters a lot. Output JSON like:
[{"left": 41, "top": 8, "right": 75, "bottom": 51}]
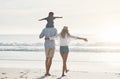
[
  {"left": 1, "top": 52, "right": 120, "bottom": 79},
  {"left": 0, "top": 67, "right": 120, "bottom": 79}
]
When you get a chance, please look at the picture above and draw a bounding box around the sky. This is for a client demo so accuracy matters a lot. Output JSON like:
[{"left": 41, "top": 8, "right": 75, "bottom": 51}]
[{"left": 0, "top": 0, "right": 120, "bottom": 42}]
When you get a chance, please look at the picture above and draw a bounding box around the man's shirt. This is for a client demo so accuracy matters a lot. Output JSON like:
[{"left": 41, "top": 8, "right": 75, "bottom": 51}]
[{"left": 39, "top": 28, "right": 57, "bottom": 48}]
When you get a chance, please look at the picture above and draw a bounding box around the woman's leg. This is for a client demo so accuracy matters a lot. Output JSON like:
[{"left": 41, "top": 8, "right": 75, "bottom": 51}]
[{"left": 60, "top": 53, "right": 68, "bottom": 76}]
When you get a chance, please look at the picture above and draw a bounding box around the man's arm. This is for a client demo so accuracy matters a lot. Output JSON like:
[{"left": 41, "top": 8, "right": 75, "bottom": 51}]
[
  {"left": 39, "top": 29, "right": 45, "bottom": 39},
  {"left": 54, "top": 28, "right": 58, "bottom": 36}
]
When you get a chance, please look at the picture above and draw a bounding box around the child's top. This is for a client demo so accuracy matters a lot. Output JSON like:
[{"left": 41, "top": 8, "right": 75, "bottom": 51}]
[{"left": 45, "top": 17, "right": 56, "bottom": 28}]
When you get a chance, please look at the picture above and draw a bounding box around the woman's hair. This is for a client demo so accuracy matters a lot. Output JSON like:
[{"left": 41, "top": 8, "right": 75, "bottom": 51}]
[{"left": 60, "top": 26, "right": 71, "bottom": 38}]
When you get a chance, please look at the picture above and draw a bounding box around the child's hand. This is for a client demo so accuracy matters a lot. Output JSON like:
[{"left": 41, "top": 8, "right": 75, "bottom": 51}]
[
  {"left": 83, "top": 38, "right": 88, "bottom": 42},
  {"left": 38, "top": 19, "right": 41, "bottom": 21}
]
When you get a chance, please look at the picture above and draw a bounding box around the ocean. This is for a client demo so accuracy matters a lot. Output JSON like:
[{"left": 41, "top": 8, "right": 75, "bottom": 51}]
[
  {"left": 0, "top": 34, "right": 120, "bottom": 52},
  {"left": 0, "top": 34, "right": 120, "bottom": 72}
]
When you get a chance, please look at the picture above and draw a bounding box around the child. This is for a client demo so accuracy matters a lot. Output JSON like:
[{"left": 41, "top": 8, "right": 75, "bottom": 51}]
[{"left": 38, "top": 12, "right": 63, "bottom": 28}]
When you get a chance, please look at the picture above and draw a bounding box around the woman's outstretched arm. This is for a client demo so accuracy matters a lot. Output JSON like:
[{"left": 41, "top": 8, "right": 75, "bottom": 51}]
[
  {"left": 76, "top": 37, "right": 88, "bottom": 42},
  {"left": 70, "top": 35, "right": 88, "bottom": 42}
]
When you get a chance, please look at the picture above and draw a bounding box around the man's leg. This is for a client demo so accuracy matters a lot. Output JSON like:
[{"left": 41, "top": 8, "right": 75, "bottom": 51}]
[
  {"left": 46, "top": 57, "right": 52, "bottom": 75},
  {"left": 47, "top": 48, "right": 55, "bottom": 75},
  {"left": 45, "top": 48, "right": 50, "bottom": 76},
  {"left": 45, "top": 57, "right": 49, "bottom": 75},
  {"left": 45, "top": 48, "right": 54, "bottom": 76}
]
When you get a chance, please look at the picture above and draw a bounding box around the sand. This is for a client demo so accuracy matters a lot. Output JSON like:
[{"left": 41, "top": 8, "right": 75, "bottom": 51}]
[
  {"left": 1, "top": 52, "right": 120, "bottom": 79},
  {"left": 0, "top": 67, "right": 120, "bottom": 79}
]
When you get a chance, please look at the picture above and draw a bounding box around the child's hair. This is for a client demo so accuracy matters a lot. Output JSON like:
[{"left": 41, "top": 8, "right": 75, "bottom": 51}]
[
  {"left": 60, "top": 26, "right": 71, "bottom": 38},
  {"left": 48, "top": 12, "right": 54, "bottom": 17}
]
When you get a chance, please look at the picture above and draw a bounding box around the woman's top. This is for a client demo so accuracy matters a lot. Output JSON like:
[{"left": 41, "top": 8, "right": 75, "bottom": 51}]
[
  {"left": 45, "top": 17, "right": 56, "bottom": 28},
  {"left": 49, "top": 34, "right": 78, "bottom": 46}
]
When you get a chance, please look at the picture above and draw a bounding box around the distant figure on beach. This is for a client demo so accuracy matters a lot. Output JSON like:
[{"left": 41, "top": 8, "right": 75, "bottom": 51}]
[
  {"left": 46, "top": 26, "right": 88, "bottom": 76},
  {"left": 38, "top": 12, "right": 63, "bottom": 28},
  {"left": 39, "top": 27, "right": 57, "bottom": 76}
]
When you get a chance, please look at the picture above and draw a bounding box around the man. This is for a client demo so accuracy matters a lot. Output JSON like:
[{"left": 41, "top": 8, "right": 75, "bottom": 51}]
[{"left": 39, "top": 27, "right": 57, "bottom": 76}]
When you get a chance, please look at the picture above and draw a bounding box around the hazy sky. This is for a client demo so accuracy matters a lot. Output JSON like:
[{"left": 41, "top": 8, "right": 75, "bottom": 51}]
[{"left": 0, "top": 0, "right": 120, "bottom": 42}]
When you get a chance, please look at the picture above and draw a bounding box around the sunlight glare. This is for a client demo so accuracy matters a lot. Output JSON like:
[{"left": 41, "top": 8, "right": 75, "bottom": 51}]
[{"left": 97, "top": 27, "right": 120, "bottom": 43}]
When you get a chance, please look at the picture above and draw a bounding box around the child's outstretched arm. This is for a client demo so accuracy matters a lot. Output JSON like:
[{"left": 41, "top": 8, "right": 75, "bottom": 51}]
[
  {"left": 54, "top": 16, "right": 63, "bottom": 18},
  {"left": 38, "top": 18, "right": 46, "bottom": 21}
]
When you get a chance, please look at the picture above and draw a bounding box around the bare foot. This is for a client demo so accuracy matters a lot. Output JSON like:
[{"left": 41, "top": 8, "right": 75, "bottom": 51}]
[
  {"left": 62, "top": 74, "right": 66, "bottom": 77},
  {"left": 66, "top": 69, "right": 69, "bottom": 73},
  {"left": 45, "top": 73, "right": 51, "bottom": 76}
]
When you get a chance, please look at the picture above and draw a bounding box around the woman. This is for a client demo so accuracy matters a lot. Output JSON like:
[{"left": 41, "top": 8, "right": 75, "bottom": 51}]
[{"left": 47, "top": 26, "right": 88, "bottom": 76}]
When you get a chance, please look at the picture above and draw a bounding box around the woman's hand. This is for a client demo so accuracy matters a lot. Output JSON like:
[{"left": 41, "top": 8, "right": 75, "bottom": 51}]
[{"left": 45, "top": 36, "right": 49, "bottom": 40}]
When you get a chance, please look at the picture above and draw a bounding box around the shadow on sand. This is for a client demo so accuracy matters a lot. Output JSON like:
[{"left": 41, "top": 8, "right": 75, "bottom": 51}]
[{"left": 37, "top": 75, "right": 46, "bottom": 79}]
